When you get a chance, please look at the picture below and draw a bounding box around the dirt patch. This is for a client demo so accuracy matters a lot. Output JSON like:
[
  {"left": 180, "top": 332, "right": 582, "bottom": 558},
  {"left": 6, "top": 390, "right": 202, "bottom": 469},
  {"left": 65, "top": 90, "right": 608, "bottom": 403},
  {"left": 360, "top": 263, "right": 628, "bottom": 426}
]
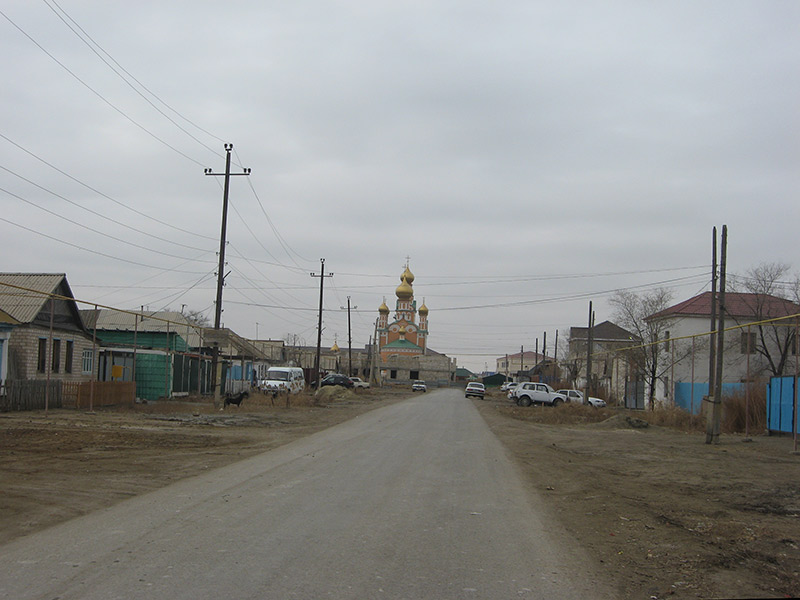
[{"left": 475, "top": 392, "right": 800, "bottom": 599}]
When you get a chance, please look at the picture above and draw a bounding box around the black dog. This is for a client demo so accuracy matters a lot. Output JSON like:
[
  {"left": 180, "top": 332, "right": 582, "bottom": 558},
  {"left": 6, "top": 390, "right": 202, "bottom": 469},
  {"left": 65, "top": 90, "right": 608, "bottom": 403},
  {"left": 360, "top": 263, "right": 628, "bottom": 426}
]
[{"left": 224, "top": 390, "right": 249, "bottom": 408}]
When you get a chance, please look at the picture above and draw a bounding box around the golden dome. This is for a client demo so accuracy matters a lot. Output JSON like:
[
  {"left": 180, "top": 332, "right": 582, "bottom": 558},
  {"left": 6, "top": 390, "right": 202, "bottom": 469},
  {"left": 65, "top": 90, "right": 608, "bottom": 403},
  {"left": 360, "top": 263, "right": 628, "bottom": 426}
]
[
  {"left": 401, "top": 265, "right": 415, "bottom": 285},
  {"left": 378, "top": 301, "right": 389, "bottom": 314},
  {"left": 331, "top": 341, "right": 339, "bottom": 352},
  {"left": 396, "top": 276, "right": 413, "bottom": 300},
  {"left": 399, "top": 325, "right": 406, "bottom": 335},
  {"left": 419, "top": 301, "right": 428, "bottom": 316}
]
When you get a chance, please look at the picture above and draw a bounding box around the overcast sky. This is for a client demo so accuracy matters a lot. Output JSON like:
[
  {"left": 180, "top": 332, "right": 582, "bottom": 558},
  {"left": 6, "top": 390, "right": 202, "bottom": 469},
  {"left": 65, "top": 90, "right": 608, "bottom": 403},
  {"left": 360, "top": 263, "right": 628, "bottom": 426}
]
[{"left": 2, "top": 1, "right": 798, "bottom": 372}]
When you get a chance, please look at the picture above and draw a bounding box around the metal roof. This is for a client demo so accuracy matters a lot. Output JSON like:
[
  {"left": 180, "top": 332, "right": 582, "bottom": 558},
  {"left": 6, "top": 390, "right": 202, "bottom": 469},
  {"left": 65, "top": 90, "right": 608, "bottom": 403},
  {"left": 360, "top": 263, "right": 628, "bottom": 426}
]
[
  {"left": 0, "top": 273, "right": 67, "bottom": 323},
  {"left": 648, "top": 292, "right": 800, "bottom": 321}
]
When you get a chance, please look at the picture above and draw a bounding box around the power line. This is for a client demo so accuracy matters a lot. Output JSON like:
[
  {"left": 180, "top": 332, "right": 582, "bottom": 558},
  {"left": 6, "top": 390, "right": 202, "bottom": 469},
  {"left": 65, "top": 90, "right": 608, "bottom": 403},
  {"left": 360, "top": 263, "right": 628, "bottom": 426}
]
[
  {"left": 0, "top": 9, "right": 207, "bottom": 167},
  {"left": 0, "top": 215, "right": 209, "bottom": 274},
  {"left": 43, "top": 0, "right": 227, "bottom": 146},
  {"left": 0, "top": 131, "right": 217, "bottom": 241},
  {"left": 0, "top": 177, "right": 214, "bottom": 260}
]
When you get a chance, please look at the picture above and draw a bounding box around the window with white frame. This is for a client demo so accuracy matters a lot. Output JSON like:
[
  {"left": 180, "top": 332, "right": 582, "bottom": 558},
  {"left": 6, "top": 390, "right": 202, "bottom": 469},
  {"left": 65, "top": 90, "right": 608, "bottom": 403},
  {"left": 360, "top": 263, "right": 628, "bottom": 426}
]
[{"left": 82, "top": 349, "right": 94, "bottom": 374}]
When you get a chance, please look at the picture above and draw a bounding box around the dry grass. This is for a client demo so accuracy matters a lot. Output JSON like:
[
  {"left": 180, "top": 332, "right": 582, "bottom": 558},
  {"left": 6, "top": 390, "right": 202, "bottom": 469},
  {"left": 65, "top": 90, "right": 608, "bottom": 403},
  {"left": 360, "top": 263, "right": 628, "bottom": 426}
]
[
  {"left": 485, "top": 384, "right": 771, "bottom": 435},
  {"left": 721, "top": 384, "right": 767, "bottom": 435}
]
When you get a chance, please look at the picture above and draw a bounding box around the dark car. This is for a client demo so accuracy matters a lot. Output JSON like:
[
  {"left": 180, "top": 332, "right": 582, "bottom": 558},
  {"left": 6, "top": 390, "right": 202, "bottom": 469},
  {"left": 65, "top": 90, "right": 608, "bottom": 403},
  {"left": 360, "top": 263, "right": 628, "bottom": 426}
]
[{"left": 320, "top": 373, "right": 354, "bottom": 388}]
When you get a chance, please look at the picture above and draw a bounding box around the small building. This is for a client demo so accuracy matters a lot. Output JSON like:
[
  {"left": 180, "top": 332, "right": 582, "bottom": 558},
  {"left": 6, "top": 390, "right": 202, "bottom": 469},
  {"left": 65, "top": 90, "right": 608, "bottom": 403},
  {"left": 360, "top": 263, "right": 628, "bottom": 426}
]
[
  {"left": 567, "top": 320, "right": 638, "bottom": 403},
  {"left": 496, "top": 351, "right": 546, "bottom": 379},
  {"left": 0, "top": 274, "right": 96, "bottom": 409}
]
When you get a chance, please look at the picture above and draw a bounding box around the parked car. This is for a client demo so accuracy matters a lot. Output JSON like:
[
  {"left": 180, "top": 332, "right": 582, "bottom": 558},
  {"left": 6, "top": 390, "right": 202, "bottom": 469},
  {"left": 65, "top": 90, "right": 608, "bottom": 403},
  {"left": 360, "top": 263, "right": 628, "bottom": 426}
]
[
  {"left": 556, "top": 389, "right": 607, "bottom": 408},
  {"left": 350, "top": 377, "right": 370, "bottom": 389},
  {"left": 412, "top": 380, "right": 427, "bottom": 392},
  {"left": 320, "top": 374, "right": 354, "bottom": 388},
  {"left": 511, "top": 382, "right": 566, "bottom": 407},
  {"left": 465, "top": 382, "right": 485, "bottom": 399},
  {"left": 500, "top": 381, "right": 517, "bottom": 392}
]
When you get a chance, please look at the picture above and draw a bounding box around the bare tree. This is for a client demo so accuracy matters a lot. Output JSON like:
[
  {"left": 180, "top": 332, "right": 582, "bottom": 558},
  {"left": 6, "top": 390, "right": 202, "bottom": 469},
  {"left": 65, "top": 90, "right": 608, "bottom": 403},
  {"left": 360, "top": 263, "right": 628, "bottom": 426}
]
[
  {"left": 184, "top": 309, "right": 210, "bottom": 328},
  {"left": 730, "top": 262, "right": 798, "bottom": 377},
  {"left": 610, "top": 288, "right": 674, "bottom": 408}
]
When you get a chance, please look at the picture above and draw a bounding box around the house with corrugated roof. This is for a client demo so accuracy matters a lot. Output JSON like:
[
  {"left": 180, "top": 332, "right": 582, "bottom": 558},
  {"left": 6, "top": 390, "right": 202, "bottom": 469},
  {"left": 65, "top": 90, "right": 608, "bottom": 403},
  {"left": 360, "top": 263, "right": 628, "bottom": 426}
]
[
  {"left": 646, "top": 291, "right": 800, "bottom": 411},
  {"left": 0, "top": 273, "right": 96, "bottom": 388},
  {"left": 80, "top": 309, "right": 275, "bottom": 401}
]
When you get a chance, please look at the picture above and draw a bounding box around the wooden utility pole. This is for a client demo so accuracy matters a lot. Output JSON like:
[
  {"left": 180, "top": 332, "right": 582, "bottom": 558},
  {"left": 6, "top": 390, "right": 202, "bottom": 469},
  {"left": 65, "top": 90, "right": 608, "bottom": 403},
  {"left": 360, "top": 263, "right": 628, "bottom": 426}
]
[
  {"left": 204, "top": 144, "right": 250, "bottom": 406},
  {"left": 311, "top": 259, "right": 333, "bottom": 389},
  {"left": 707, "top": 225, "right": 727, "bottom": 444}
]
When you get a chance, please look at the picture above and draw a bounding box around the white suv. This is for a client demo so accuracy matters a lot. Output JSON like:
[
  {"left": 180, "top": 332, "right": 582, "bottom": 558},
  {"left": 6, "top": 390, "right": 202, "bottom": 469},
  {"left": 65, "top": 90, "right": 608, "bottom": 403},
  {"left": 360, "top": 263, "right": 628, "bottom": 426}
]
[{"left": 512, "top": 382, "right": 566, "bottom": 407}]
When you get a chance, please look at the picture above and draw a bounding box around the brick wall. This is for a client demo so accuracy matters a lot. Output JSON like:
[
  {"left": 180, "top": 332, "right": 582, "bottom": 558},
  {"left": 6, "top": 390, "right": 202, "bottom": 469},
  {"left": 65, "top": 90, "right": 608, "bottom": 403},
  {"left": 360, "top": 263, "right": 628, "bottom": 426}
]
[{"left": 7, "top": 325, "right": 96, "bottom": 382}]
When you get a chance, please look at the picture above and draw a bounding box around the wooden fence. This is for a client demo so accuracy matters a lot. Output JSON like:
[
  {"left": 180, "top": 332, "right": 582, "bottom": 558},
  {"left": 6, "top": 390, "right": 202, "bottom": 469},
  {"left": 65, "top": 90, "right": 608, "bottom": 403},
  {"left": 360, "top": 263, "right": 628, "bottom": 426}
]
[
  {"left": 74, "top": 381, "right": 135, "bottom": 409},
  {"left": 0, "top": 380, "right": 63, "bottom": 411},
  {"left": 0, "top": 380, "right": 135, "bottom": 411}
]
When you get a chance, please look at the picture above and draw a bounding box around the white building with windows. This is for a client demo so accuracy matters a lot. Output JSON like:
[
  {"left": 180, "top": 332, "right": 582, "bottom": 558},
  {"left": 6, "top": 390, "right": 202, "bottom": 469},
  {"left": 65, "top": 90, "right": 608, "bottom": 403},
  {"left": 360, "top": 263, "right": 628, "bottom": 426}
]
[{"left": 645, "top": 291, "right": 800, "bottom": 409}]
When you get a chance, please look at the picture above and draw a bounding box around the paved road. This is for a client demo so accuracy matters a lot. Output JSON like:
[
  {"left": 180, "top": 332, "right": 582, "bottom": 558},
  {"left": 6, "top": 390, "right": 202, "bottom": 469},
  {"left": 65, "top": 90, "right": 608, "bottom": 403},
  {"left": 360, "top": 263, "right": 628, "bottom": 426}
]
[{"left": 0, "top": 389, "right": 612, "bottom": 599}]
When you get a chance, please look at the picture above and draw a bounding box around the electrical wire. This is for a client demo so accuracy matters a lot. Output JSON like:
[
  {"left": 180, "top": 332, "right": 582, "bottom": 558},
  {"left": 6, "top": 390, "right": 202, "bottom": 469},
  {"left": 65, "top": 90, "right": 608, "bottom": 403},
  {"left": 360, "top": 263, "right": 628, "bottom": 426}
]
[
  {"left": 0, "top": 215, "right": 209, "bottom": 274},
  {"left": 0, "top": 10, "right": 209, "bottom": 167},
  {"left": 0, "top": 132, "right": 217, "bottom": 241},
  {"left": 0, "top": 175, "right": 214, "bottom": 259}
]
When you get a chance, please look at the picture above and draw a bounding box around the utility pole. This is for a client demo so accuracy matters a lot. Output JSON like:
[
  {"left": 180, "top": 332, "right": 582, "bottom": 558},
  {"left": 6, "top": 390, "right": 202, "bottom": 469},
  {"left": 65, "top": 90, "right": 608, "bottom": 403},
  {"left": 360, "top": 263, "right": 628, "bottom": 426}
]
[
  {"left": 586, "top": 301, "right": 594, "bottom": 402},
  {"left": 543, "top": 331, "right": 547, "bottom": 379},
  {"left": 372, "top": 318, "right": 380, "bottom": 386},
  {"left": 706, "top": 227, "right": 718, "bottom": 418},
  {"left": 205, "top": 143, "right": 250, "bottom": 406},
  {"left": 341, "top": 296, "right": 357, "bottom": 377},
  {"left": 554, "top": 330, "right": 559, "bottom": 376},
  {"left": 707, "top": 225, "right": 727, "bottom": 444},
  {"left": 311, "top": 259, "right": 333, "bottom": 389}
]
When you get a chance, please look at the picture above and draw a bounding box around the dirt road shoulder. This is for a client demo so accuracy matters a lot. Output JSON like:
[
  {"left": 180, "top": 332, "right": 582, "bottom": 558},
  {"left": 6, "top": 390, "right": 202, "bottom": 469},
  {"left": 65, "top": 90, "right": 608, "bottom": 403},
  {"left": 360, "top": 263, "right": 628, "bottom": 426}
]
[{"left": 474, "top": 397, "right": 800, "bottom": 599}]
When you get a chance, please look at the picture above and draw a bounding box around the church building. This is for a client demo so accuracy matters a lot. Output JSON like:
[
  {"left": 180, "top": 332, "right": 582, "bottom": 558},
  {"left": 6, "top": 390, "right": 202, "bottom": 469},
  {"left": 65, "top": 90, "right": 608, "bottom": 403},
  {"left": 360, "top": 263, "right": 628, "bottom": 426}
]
[
  {"left": 378, "top": 264, "right": 429, "bottom": 360},
  {"left": 376, "top": 264, "right": 454, "bottom": 386}
]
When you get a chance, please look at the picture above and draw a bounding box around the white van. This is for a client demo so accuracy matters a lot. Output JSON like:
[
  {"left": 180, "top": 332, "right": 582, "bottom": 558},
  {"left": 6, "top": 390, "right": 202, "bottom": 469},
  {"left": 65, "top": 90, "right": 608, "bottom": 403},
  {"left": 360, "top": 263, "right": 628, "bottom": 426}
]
[{"left": 260, "top": 367, "right": 305, "bottom": 395}]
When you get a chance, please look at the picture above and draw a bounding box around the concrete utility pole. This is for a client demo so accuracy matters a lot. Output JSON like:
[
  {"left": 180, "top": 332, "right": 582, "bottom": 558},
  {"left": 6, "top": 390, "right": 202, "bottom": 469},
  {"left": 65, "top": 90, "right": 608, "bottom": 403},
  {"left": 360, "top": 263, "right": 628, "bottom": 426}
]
[
  {"left": 205, "top": 143, "right": 250, "bottom": 406},
  {"left": 707, "top": 226, "right": 718, "bottom": 411},
  {"left": 585, "top": 301, "right": 594, "bottom": 401},
  {"left": 706, "top": 224, "right": 727, "bottom": 444},
  {"left": 341, "top": 296, "right": 356, "bottom": 377},
  {"left": 311, "top": 259, "right": 333, "bottom": 389}
]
